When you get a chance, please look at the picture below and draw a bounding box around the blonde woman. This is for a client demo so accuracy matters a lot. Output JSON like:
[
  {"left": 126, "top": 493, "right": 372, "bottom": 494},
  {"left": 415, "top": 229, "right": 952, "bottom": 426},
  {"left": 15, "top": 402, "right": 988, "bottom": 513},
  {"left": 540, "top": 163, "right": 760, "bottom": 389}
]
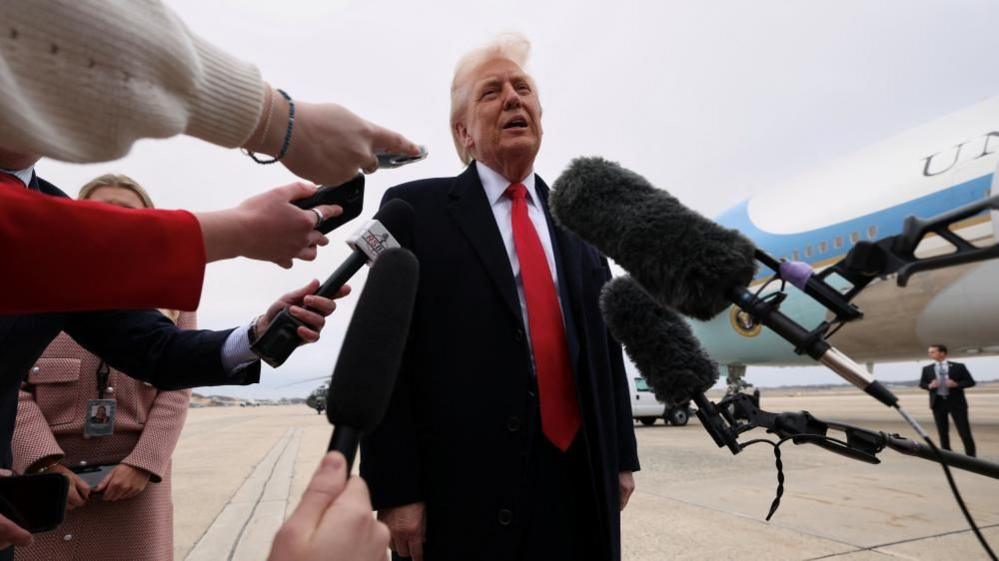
[{"left": 13, "top": 174, "right": 195, "bottom": 561}]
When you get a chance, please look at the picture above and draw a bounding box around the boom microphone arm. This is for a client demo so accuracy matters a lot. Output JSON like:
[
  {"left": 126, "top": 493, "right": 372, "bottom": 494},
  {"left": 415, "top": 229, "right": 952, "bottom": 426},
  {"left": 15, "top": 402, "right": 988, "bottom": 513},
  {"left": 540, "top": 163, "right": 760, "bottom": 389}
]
[
  {"left": 728, "top": 196, "right": 999, "bottom": 407},
  {"left": 764, "top": 194, "right": 999, "bottom": 330},
  {"left": 725, "top": 282, "right": 899, "bottom": 407},
  {"left": 700, "top": 393, "right": 999, "bottom": 480},
  {"left": 837, "top": 193, "right": 999, "bottom": 288}
]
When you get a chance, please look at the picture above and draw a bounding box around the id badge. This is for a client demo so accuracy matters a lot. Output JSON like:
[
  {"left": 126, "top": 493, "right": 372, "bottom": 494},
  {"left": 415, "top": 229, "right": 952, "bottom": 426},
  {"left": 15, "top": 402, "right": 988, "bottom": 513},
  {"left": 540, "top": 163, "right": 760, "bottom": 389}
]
[{"left": 83, "top": 399, "right": 115, "bottom": 438}]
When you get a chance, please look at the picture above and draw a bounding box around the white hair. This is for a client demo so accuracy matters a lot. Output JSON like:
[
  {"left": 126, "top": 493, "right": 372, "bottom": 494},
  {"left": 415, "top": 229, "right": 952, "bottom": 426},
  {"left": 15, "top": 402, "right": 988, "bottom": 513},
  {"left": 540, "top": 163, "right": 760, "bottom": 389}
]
[{"left": 449, "top": 33, "right": 536, "bottom": 164}]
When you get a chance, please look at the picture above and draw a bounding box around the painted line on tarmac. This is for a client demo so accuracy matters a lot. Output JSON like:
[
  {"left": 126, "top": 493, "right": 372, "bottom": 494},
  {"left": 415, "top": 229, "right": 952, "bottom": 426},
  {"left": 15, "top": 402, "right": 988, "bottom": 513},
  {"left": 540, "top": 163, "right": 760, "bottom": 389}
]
[
  {"left": 802, "top": 523, "right": 999, "bottom": 560},
  {"left": 184, "top": 427, "right": 302, "bottom": 561},
  {"left": 635, "top": 487, "right": 865, "bottom": 552}
]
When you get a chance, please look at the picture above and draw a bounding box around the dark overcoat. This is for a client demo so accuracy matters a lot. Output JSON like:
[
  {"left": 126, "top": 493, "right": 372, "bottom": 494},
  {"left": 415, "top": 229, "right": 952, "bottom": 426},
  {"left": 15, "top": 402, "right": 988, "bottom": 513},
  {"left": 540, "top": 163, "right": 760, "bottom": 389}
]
[{"left": 360, "top": 165, "right": 640, "bottom": 561}]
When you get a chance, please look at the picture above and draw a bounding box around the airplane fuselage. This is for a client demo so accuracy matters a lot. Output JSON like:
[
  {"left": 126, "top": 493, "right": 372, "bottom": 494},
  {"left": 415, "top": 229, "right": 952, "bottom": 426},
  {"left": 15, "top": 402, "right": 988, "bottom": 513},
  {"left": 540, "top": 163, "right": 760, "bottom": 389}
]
[{"left": 693, "top": 97, "right": 999, "bottom": 366}]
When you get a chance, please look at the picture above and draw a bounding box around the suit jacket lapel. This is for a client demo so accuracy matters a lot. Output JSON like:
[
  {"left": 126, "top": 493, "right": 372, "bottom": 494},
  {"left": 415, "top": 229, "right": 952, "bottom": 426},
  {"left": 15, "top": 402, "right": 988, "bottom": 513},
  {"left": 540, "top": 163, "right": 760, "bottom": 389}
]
[
  {"left": 537, "top": 178, "right": 583, "bottom": 373},
  {"left": 447, "top": 165, "right": 522, "bottom": 323}
]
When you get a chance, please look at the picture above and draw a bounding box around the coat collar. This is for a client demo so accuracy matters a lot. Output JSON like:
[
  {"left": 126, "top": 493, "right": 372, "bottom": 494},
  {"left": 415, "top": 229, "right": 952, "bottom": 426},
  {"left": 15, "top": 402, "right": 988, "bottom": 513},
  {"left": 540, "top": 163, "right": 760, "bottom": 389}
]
[
  {"left": 446, "top": 165, "right": 587, "bottom": 352},
  {"left": 447, "top": 164, "right": 522, "bottom": 323}
]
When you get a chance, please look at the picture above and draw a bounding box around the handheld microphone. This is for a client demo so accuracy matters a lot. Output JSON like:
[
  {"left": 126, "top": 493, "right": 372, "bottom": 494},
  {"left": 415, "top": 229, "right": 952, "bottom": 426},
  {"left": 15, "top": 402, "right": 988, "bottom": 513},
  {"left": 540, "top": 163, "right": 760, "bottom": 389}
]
[
  {"left": 251, "top": 199, "right": 415, "bottom": 368},
  {"left": 599, "top": 276, "right": 718, "bottom": 405},
  {"left": 325, "top": 247, "right": 419, "bottom": 472},
  {"left": 550, "top": 157, "right": 899, "bottom": 408}
]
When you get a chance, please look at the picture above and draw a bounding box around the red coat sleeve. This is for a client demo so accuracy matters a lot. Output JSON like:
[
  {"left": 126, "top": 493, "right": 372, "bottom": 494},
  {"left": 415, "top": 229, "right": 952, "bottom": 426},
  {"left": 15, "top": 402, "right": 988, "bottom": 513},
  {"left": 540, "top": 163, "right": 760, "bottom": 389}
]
[{"left": 0, "top": 184, "right": 205, "bottom": 314}]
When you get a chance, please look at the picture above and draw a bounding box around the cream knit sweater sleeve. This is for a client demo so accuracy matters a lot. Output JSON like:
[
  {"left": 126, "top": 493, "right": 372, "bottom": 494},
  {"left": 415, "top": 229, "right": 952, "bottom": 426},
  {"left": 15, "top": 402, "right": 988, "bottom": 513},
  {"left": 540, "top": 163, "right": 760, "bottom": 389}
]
[{"left": 0, "top": 0, "right": 265, "bottom": 162}]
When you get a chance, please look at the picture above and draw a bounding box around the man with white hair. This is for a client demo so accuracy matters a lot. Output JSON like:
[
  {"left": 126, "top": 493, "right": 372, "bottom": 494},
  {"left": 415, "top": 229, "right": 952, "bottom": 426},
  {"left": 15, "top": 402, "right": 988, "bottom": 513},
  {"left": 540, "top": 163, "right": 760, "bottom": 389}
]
[{"left": 361, "top": 35, "right": 639, "bottom": 561}]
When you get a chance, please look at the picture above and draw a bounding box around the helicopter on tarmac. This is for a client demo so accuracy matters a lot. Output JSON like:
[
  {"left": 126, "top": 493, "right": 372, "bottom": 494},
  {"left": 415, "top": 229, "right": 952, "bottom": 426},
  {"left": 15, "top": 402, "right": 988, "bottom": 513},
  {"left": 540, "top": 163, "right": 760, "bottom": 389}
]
[
  {"left": 275, "top": 376, "right": 330, "bottom": 414},
  {"left": 305, "top": 384, "right": 327, "bottom": 415}
]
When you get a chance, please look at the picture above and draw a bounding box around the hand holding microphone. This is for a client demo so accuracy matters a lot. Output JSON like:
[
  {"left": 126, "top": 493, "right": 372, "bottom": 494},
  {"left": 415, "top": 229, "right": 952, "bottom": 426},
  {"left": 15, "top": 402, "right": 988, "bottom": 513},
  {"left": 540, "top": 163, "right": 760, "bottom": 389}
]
[
  {"left": 324, "top": 247, "right": 419, "bottom": 471},
  {"left": 266, "top": 452, "right": 389, "bottom": 561},
  {"left": 266, "top": 245, "right": 419, "bottom": 561},
  {"left": 252, "top": 280, "right": 351, "bottom": 345},
  {"left": 251, "top": 199, "right": 415, "bottom": 367}
]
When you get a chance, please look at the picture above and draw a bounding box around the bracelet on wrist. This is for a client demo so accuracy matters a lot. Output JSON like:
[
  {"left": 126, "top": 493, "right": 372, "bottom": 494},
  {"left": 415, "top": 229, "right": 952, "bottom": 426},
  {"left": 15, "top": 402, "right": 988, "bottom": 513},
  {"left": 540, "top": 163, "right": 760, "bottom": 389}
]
[
  {"left": 243, "top": 88, "right": 295, "bottom": 165},
  {"left": 249, "top": 87, "right": 275, "bottom": 151}
]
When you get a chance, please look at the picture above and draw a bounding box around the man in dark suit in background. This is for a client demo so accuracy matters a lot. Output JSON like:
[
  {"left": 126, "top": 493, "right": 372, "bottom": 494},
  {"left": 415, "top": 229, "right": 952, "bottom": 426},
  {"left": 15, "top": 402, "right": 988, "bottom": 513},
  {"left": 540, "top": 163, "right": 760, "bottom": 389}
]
[
  {"left": 920, "top": 344, "right": 977, "bottom": 457},
  {"left": 360, "top": 34, "right": 639, "bottom": 561}
]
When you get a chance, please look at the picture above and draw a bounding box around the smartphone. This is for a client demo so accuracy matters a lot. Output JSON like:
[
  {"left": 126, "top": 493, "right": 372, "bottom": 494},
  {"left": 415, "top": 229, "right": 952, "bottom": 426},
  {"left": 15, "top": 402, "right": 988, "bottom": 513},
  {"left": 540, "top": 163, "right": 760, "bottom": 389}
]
[
  {"left": 292, "top": 174, "right": 365, "bottom": 234},
  {"left": 377, "top": 145, "right": 428, "bottom": 169},
  {"left": 0, "top": 473, "right": 69, "bottom": 533},
  {"left": 72, "top": 464, "right": 116, "bottom": 488}
]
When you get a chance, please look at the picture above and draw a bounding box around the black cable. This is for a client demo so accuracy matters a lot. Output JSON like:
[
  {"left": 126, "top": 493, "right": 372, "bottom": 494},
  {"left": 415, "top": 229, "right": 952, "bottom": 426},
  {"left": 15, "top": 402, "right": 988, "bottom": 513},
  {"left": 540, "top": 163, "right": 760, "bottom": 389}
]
[
  {"left": 915, "top": 428, "right": 996, "bottom": 560},
  {"left": 741, "top": 438, "right": 784, "bottom": 520},
  {"left": 891, "top": 404, "right": 996, "bottom": 560},
  {"left": 742, "top": 433, "right": 855, "bottom": 521},
  {"left": 745, "top": 421, "right": 996, "bottom": 560}
]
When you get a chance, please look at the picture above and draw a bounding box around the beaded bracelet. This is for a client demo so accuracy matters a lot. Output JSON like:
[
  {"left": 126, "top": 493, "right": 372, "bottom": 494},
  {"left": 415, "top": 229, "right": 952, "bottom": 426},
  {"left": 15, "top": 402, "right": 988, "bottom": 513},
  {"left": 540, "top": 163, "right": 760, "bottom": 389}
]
[{"left": 245, "top": 88, "right": 296, "bottom": 164}]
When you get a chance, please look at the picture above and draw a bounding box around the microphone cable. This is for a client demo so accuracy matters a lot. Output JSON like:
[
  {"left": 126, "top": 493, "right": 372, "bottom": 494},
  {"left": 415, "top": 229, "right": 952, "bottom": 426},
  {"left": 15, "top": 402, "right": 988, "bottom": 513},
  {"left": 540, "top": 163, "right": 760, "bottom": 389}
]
[
  {"left": 742, "top": 416, "right": 996, "bottom": 561},
  {"left": 741, "top": 433, "right": 854, "bottom": 522},
  {"left": 894, "top": 404, "right": 996, "bottom": 561},
  {"left": 748, "top": 269, "right": 995, "bottom": 559}
]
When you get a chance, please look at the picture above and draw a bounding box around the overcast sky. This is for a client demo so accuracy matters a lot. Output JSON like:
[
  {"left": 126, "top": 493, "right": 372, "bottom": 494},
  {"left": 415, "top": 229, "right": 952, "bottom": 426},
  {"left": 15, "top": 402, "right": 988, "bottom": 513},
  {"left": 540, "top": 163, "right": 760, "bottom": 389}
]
[{"left": 39, "top": 0, "right": 999, "bottom": 398}]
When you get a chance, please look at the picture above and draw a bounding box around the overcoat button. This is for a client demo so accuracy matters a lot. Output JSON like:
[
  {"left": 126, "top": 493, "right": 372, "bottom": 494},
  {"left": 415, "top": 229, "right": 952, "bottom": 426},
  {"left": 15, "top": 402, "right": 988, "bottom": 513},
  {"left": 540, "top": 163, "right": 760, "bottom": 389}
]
[{"left": 507, "top": 416, "right": 521, "bottom": 432}]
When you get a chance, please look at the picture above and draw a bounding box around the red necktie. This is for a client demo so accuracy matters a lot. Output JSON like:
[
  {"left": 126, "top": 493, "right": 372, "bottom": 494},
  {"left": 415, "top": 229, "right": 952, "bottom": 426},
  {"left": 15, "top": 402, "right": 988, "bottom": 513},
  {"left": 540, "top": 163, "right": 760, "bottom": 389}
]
[{"left": 506, "top": 183, "right": 581, "bottom": 451}]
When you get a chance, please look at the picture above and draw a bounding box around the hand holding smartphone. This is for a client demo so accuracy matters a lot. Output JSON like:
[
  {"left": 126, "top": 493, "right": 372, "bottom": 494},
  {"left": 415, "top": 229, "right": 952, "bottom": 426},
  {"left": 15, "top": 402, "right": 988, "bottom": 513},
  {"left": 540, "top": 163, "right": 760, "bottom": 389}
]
[
  {"left": 290, "top": 145, "right": 427, "bottom": 235},
  {"left": 376, "top": 145, "right": 428, "bottom": 169},
  {"left": 292, "top": 174, "right": 365, "bottom": 234},
  {"left": 0, "top": 473, "right": 69, "bottom": 533}
]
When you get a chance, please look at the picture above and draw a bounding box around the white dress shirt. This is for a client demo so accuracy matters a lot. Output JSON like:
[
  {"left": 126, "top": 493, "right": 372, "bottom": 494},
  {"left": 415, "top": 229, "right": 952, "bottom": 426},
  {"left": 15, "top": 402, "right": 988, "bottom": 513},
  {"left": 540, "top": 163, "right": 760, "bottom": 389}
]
[
  {"left": 476, "top": 161, "right": 566, "bottom": 342},
  {"left": 0, "top": 165, "right": 33, "bottom": 186},
  {"left": 935, "top": 361, "right": 950, "bottom": 396}
]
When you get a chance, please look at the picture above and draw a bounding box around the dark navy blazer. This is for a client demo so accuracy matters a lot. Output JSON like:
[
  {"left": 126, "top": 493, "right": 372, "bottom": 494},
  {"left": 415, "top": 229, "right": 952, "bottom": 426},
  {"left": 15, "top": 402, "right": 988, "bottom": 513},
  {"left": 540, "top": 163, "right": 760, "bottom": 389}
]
[{"left": 0, "top": 176, "right": 260, "bottom": 470}]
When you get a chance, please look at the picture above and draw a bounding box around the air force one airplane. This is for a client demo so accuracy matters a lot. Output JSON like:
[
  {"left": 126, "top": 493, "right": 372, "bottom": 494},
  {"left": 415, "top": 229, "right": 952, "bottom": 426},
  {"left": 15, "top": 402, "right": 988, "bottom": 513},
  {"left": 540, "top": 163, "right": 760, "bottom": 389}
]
[{"left": 691, "top": 96, "right": 999, "bottom": 382}]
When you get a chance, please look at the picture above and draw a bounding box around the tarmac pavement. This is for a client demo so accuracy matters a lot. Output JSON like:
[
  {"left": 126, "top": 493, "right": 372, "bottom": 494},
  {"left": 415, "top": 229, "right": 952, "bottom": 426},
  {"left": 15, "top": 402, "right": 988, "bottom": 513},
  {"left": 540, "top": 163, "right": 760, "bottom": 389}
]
[{"left": 171, "top": 386, "right": 999, "bottom": 560}]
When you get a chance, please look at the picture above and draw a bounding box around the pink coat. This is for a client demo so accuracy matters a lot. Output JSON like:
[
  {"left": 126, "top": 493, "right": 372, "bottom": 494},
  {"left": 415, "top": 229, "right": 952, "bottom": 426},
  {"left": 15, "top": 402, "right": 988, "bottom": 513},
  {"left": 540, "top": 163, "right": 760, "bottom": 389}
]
[{"left": 13, "top": 312, "right": 194, "bottom": 561}]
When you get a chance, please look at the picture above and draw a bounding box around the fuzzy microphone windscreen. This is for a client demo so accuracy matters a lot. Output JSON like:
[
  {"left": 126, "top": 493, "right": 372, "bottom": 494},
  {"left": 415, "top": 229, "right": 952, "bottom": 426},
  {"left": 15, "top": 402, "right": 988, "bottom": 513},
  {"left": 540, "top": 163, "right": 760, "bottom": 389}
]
[
  {"left": 600, "top": 275, "right": 718, "bottom": 405},
  {"left": 550, "top": 156, "right": 756, "bottom": 321}
]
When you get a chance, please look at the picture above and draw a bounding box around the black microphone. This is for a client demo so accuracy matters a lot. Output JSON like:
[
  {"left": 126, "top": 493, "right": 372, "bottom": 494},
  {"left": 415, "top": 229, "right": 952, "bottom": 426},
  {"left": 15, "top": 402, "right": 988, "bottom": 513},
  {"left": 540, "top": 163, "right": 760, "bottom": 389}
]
[
  {"left": 325, "top": 247, "right": 419, "bottom": 472},
  {"left": 252, "top": 199, "right": 415, "bottom": 367},
  {"left": 599, "top": 276, "right": 717, "bottom": 405},
  {"left": 600, "top": 275, "right": 738, "bottom": 452},
  {"left": 550, "top": 157, "right": 899, "bottom": 408},
  {"left": 550, "top": 156, "right": 756, "bottom": 321}
]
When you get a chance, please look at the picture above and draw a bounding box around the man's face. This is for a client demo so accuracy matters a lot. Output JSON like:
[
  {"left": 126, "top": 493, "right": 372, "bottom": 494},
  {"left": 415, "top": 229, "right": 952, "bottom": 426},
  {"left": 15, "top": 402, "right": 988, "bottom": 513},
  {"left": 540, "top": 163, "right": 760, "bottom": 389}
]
[
  {"left": 458, "top": 58, "right": 542, "bottom": 171},
  {"left": 928, "top": 347, "right": 947, "bottom": 362}
]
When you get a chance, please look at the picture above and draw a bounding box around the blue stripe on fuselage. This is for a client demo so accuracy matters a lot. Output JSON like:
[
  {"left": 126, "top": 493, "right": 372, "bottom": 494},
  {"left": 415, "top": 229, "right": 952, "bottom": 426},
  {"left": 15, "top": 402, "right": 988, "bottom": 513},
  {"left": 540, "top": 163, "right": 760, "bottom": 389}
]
[{"left": 716, "top": 174, "right": 994, "bottom": 279}]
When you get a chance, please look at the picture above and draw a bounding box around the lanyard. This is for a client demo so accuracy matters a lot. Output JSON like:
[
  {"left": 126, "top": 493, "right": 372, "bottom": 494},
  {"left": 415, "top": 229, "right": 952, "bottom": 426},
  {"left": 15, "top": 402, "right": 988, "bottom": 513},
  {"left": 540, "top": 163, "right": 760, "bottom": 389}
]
[{"left": 96, "top": 361, "right": 110, "bottom": 400}]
